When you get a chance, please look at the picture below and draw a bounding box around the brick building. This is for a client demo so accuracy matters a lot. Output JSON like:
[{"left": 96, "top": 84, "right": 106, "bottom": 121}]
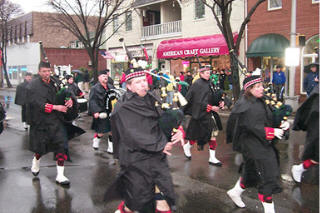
[
  {"left": 246, "top": 0, "right": 319, "bottom": 98},
  {"left": 4, "top": 12, "right": 106, "bottom": 85}
]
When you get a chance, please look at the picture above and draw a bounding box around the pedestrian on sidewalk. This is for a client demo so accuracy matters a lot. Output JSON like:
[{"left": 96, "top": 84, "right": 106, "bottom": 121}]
[
  {"left": 107, "top": 67, "right": 184, "bottom": 213},
  {"left": 27, "top": 61, "right": 74, "bottom": 185},
  {"left": 182, "top": 66, "right": 224, "bottom": 166},
  {"left": 291, "top": 84, "right": 319, "bottom": 183},
  {"left": 226, "top": 75, "right": 289, "bottom": 213},
  {"left": 303, "top": 64, "right": 318, "bottom": 96},
  {"left": 14, "top": 72, "right": 32, "bottom": 130},
  {"left": 88, "top": 70, "right": 115, "bottom": 153},
  {"left": 272, "top": 65, "right": 286, "bottom": 101}
]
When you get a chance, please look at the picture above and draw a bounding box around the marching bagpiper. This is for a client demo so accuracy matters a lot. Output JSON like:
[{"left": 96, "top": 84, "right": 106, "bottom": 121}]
[
  {"left": 88, "top": 70, "right": 115, "bottom": 153},
  {"left": 28, "top": 61, "right": 85, "bottom": 185},
  {"left": 182, "top": 65, "right": 224, "bottom": 166}
]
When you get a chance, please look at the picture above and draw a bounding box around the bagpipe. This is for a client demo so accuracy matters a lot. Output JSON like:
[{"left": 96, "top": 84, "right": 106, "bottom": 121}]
[
  {"left": 39, "top": 41, "right": 79, "bottom": 122},
  {"left": 104, "top": 88, "right": 126, "bottom": 117},
  {"left": 119, "top": 38, "right": 187, "bottom": 141},
  {"left": 263, "top": 83, "right": 292, "bottom": 140},
  {"left": 51, "top": 75, "right": 79, "bottom": 122}
]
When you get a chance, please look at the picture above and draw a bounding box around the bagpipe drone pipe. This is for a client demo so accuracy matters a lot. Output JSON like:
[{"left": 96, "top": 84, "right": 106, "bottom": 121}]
[
  {"left": 51, "top": 75, "right": 80, "bottom": 122},
  {"left": 119, "top": 37, "right": 187, "bottom": 141}
]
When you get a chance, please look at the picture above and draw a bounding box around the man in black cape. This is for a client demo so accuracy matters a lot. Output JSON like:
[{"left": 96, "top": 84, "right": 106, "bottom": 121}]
[
  {"left": 15, "top": 72, "right": 32, "bottom": 130},
  {"left": 182, "top": 66, "right": 224, "bottom": 166},
  {"left": 27, "top": 61, "right": 84, "bottom": 185},
  {"left": 107, "top": 67, "right": 184, "bottom": 213},
  {"left": 291, "top": 84, "right": 319, "bottom": 183},
  {"left": 88, "top": 69, "right": 115, "bottom": 153}
]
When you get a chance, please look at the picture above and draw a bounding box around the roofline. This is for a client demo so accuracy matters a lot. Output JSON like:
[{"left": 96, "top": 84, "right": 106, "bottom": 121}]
[{"left": 133, "top": 0, "right": 168, "bottom": 8}]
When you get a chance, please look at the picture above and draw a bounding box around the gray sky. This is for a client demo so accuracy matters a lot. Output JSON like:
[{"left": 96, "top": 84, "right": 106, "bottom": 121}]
[{"left": 10, "top": 0, "right": 52, "bottom": 13}]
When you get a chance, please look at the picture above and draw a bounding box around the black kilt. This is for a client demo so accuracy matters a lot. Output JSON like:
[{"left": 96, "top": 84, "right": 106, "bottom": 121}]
[
  {"left": 186, "top": 116, "right": 213, "bottom": 144},
  {"left": 240, "top": 148, "right": 282, "bottom": 196},
  {"left": 29, "top": 121, "right": 67, "bottom": 155},
  {"left": 105, "top": 153, "right": 176, "bottom": 211},
  {"left": 91, "top": 117, "right": 111, "bottom": 133}
]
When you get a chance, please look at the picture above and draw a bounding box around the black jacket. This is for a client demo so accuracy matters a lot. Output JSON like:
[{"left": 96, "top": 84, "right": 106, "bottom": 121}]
[
  {"left": 226, "top": 95, "right": 282, "bottom": 194},
  {"left": 15, "top": 80, "right": 30, "bottom": 106},
  {"left": 293, "top": 85, "right": 319, "bottom": 161},
  {"left": 111, "top": 91, "right": 167, "bottom": 164},
  {"left": 183, "top": 78, "right": 223, "bottom": 142},
  {"left": 108, "top": 90, "right": 176, "bottom": 210},
  {"left": 88, "top": 82, "right": 114, "bottom": 115}
]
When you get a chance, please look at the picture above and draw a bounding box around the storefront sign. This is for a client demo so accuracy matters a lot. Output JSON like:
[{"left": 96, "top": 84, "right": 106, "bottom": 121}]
[{"left": 157, "top": 33, "right": 238, "bottom": 59}]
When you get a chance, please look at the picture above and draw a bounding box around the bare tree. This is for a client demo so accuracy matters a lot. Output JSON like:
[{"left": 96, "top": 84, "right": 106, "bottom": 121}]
[
  {"left": 47, "top": 0, "right": 131, "bottom": 81},
  {"left": 0, "top": 0, "right": 22, "bottom": 88},
  {"left": 202, "top": 0, "right": 266, "bottom": 100}
]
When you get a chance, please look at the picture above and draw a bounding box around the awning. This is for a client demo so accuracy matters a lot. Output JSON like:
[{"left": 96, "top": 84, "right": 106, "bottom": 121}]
[
  {"left": 246, "top": 34, "right": 289, "bottom": 58},
  {"left": 157, "top": 33, "right": 238, "bottom": 59}
]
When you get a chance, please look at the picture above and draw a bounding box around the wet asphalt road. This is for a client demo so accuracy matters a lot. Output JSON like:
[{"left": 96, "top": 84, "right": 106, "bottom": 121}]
[{"left": 0, "top": 90, "right": 318, "bottom": 213}]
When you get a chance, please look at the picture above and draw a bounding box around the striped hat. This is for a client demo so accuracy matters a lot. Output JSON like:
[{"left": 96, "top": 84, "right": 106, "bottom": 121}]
[
  {"left": 199, "top": 65, "right": 211, "bottom": 72},
  {"left": 243, "top": 75, "right": 262, "bottom": 90},
  {"left": 125, "top": 67, "right": 146, "bottom": 82}
]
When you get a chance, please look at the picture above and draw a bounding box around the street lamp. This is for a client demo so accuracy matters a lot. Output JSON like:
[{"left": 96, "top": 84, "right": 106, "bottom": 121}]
[{"left": 285, "top": 47, "right": 300, "bottom": 67}]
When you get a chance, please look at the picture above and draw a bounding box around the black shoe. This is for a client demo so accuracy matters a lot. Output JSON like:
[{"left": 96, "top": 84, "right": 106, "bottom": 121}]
[{"left": 209, "top": 161, "right": 223, "bottom": 167}]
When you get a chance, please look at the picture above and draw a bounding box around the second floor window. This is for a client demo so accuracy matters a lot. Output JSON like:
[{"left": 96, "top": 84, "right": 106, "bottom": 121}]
[
  {"left": 268, "top": 0, "right": 282, "bottom": 10},
  {"left": 126, "top": 11, "right": 132, "bottom": 31},
  {"left": 113, "top": 14, "right": 119, "bottom": 32},
  {"left": 195, "top": 0, "right": 205, "bottom": 19},
  {"left": 215, "top": 6, "right": 221, "bottom": 16}
]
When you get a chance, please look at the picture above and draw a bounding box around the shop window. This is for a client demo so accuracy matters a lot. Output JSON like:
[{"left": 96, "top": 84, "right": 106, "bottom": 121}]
[
  {"left": 125, "top": 11, "right": 132, "bottom": 31},
  {"left": 268, "top": 0, "right": 282, "bottom": 10},
  {"left": 9, "top": 66, "right": 18, "bottom": 80},
  {"left": 195, "top": 0, "right": 205, "bottom": 19}
]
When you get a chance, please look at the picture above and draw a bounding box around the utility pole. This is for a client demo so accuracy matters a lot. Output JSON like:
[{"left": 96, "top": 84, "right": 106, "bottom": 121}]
[{"left": 285, "top": 0, "right": 299, "bottom": 111}]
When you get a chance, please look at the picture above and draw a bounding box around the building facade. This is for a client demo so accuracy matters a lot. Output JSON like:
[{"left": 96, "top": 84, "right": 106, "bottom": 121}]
[
  {"left": 4, "top": 12, "right": 106, "bottom": 85},
  {"left": 246, "top": 0, "right": 319, "bottom": 98},
  {"left": 105, "top": 0, "right": 246, "bottom": 78}
]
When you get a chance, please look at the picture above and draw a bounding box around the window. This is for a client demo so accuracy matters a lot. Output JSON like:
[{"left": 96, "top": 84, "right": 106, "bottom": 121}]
[
  {"left": 113, "top": 14, "right": 119, "bottom": 32},
  {"left": 195, "top": 0, "right": 205, "bottom": 19},
  {"left": 125, "top": 11, "right": 132, "bottom": 31},
  {"left": 215, "top": 6, "right": 221, "bottom": 16},
  {"left": 312, "top": 0, "right": 319, "bottom": 3},
  {"left": 268, "top": 0, "right": 282, "bottom": 10}
]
